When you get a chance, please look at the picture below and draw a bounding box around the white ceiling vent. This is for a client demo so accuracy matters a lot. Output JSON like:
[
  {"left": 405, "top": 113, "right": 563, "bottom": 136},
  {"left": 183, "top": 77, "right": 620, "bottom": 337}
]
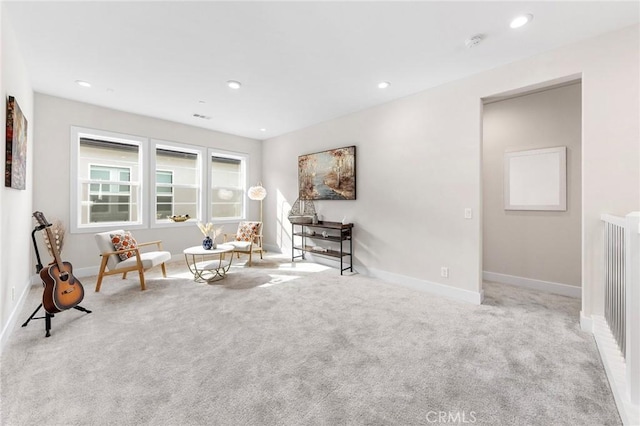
[
  {"left": 192, "top": 113, "right": 211, "bottom": 120},
  {"left": 465, "top": 34, "right": 484, "bottom": 48}
]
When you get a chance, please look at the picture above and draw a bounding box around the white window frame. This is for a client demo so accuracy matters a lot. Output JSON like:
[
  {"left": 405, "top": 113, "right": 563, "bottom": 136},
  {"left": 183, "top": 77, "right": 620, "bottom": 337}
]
[
  {"left": 70, "top": 126, "right": 148, "bottom": 233},
  {"left": 150, "top": 139, "right": 206, "bottom": 228},
  {"left": 208, "top": 148, "right": 248, "bottom": 223}
]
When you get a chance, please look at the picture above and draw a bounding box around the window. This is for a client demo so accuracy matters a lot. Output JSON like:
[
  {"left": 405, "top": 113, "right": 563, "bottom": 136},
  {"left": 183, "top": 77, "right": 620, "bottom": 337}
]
[
  {"left": 156, "top": 170, "right": 174, "bottom": 219},
  {"left": 153, "top": 144, "right": 202, "bottom": 224},
  {"left": 89, "top": 165, "right": 132, "bottom": 223},
  {"left": 210, "top": 153, "right": 246, "bottom": 221},
  {"left": 71, "top": 128, "right": 144, "bottom": 232},
  {"left": 71, "top": 127, "right": 249, "bottom": 233}
]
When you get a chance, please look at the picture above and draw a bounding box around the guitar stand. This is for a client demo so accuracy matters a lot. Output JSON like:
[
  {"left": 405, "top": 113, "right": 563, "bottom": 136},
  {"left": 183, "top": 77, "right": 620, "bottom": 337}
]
[{"left": 21, "top": 224, "right": 92, "bottom": 337}]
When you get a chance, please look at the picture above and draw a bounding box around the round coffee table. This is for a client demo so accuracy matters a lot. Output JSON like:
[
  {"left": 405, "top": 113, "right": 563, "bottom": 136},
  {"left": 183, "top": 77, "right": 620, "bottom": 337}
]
[{"left": 183, "top": 244, "right": 235, "bottom": 283}]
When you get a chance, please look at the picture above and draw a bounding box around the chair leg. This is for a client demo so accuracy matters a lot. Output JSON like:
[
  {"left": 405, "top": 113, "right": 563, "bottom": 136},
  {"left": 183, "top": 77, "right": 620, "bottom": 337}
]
[
  {"left": 161, "top": 263, "right": 167, "bottom": 278},
  {"left": 259, "top": 249, "right": 263, "bottom": 260},
  {"left": 95, "top": 256, "right": 109, "bottom": 292},
  {"left": 248, "top": 251, "right": 252, "bottom": 267},
  {"left": 122, "top": 272, "right": 128, "bottom": 279},
  {"left": 138, "top": 268, "right": 146, "bottom": 291}
]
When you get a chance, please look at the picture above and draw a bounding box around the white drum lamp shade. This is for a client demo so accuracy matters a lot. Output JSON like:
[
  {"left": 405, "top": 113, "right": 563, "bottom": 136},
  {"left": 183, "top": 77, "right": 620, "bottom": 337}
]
[{"left": 247, "top": 183, "right": 267, "bottom": 225}]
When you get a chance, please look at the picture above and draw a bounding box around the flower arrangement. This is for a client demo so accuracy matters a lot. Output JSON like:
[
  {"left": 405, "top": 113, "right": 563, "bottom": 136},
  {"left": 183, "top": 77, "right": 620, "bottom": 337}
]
[{"left": 197, "top": 222, "right": 222, "bottom": 241}]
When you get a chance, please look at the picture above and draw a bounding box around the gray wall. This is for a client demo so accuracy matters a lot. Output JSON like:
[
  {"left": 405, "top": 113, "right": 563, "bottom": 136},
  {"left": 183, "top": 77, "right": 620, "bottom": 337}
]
[
  {"left": 32, "top": 94, "right": 262, "bottom": 273},
  {"left": 262, "top": 25, "right": 639, "bottom": 317},
  {"left": 483, "top": 83, "right": 582, "bottom": 287}
]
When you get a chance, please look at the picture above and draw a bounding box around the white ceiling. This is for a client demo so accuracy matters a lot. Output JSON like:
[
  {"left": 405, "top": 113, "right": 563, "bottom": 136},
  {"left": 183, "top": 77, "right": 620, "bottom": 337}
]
[{"left": 4, "top": 1, "right": 639, "bottom": 140}]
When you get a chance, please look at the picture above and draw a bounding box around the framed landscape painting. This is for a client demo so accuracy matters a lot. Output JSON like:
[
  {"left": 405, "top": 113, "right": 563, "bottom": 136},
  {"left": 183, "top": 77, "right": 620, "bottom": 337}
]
[
  {"left": 5, "top": 96, "right": 28, "bottom": 190},
  {"left": 298, "top": 146, "right": 356, "bottom": 200}
]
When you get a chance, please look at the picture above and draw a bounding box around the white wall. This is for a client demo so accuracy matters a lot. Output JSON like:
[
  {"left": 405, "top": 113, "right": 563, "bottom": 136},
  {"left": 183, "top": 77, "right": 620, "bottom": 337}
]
[
  {"left": 0, "top": 7, "right": 35, "bottom": 349},
  {"left": 32, "top": 94, "right": 262, "bottom": 273},
  {"left": 483, "top": 83, "right": 582, "bottom": 288},
  {"left": 262, "top": 25, "right": 640, "bottom": 317}
]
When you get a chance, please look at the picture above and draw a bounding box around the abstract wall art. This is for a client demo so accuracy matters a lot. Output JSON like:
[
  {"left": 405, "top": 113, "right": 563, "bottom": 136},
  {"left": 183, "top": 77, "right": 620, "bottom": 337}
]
[{"left": 5, "top": 96, "right": 28, "bottom": 190}]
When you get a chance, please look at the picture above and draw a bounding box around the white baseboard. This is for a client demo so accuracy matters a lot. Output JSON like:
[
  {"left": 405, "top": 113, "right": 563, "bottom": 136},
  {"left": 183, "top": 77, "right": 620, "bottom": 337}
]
[
  {"left": 263, "top": 243, "right": 282, "bottom": 253},
  {"left": 361, "top": 265, "right": 483, "bottom": 305},
  {"left": 592, "top": 315, "right": 640, "bottom": 426},
  {"left": 296, "top": 253, "right": 483, "bottom": 305},
  {"left": 580, "top": 311, "right": 593, "bottom": 333},
  {"left": 483, "top": 271, "right": 581, "bottom": 298},
  {"left": 0, "top": 278, "right": 34, "bottom": 355}
]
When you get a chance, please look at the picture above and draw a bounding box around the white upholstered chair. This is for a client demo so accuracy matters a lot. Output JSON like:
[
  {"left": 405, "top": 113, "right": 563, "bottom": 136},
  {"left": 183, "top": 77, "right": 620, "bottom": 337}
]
[
  {"left": 94, "top": 230, "right": 171, "bottom": 291},
  {"left": 223, "top": 221, "right": 264, "bottom": 266}
]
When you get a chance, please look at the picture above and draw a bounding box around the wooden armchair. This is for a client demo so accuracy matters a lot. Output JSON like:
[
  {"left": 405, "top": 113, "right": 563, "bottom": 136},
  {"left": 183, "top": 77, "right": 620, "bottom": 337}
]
[
  {"left": 94, "top": 230, "right": 171, "bottom": 291},
  {"left": 223, "top": 221, "right": 264, "bottom": 266}
]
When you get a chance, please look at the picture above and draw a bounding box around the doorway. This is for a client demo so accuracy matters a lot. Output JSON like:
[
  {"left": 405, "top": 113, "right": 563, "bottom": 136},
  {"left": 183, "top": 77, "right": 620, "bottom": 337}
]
[{"left": 480, "top": 80, "right": 583, "bottom": 301}]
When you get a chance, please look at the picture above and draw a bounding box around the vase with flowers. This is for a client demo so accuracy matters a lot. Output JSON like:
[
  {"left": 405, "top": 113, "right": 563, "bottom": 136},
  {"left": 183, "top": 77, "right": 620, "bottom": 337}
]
[{"left": 197, "top": 222, "right": 222, "bottom": 250}]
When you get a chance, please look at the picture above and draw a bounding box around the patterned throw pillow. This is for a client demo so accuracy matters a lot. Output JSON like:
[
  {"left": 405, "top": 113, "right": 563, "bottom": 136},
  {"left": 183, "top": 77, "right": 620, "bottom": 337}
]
[
  {"left": 235, "top": 222, "right": 262, "bottom": 243},
  {"left": 111, "top": 232, "right": 138, "bottom": 261}
]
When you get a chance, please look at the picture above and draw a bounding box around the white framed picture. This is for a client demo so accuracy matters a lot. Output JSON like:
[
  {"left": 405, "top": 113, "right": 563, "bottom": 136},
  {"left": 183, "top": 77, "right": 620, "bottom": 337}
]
[{"left": 504, "top": 146, "right": 567, "bottom": 211}]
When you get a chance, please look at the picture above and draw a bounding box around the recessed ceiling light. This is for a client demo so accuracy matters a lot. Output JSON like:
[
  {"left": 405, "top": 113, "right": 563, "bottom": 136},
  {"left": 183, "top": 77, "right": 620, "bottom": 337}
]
[
  {"left": 227, "top": 80, "right": 242, "bottom": 89},
  {"left": 378, "top": 81, "right": 391, "bottom": 89},
  {"left": 260, "top": 128, "right": 267, "bottom": 132},
  {"left": 75, "top": 80, "right": 91, "bottom": 88},
  {"left": 510, "top": 14, "right": 533, "bottom": 29}
]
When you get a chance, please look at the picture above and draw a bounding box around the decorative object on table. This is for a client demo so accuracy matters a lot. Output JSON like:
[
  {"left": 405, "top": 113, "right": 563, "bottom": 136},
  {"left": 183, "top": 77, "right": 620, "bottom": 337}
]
[
  {"left": 169, "top": 214, "right": 190, "bottom": 222},
  {"left": 197, "top": 221, "right": 222, "bottom": 250},
  {"left": 321, "top": 231, "right": 328, "bottom": 238},
  {"left": 288, "top": 197, "right": 316, "bottom": 224},
  {"left": 298, "top": 146, "right": 356, "bottom": 200},
  {"left": 5, "top": 96, "right": 28, "bottom": 190},
  {"left": 312, "top": 213, "right": 319, "bottom": 225},
  {"left": 202, "top": 236, "right": 213, "bottom": 250}
]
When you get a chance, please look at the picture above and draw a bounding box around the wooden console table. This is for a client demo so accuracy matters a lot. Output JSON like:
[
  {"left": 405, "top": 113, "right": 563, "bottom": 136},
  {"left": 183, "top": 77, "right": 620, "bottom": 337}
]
[{"left": 291, "top": 220, "right": 353, "bottom": 275}]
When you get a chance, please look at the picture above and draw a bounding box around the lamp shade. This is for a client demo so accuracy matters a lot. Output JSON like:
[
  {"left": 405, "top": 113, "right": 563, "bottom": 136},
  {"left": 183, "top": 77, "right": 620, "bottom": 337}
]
[{"left": 248, "top": 184, "right": 267, "bottom": 201}]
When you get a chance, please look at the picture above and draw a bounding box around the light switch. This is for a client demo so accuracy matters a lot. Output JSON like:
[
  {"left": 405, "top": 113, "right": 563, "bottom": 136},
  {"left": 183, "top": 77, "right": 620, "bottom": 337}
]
[{"left": 464, "top": 208, "right": 472, "bottom": 219}]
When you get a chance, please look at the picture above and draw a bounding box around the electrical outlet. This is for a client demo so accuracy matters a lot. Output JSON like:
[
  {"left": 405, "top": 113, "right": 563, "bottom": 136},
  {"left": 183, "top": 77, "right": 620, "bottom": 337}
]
[
  {"left": 441, "top": 267, "right": 449, "bottom": 278},
  {"left": 11, "top": 287, "right": 15, "bottom": 301},
  {"left": 464, "top": 208, "right": 472, "bottom": 219}
]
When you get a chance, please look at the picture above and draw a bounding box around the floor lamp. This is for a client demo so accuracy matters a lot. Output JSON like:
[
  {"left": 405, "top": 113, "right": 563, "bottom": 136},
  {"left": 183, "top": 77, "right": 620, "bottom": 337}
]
[{"left": 248, "top": 182, "right": 267, "bottom": 226}]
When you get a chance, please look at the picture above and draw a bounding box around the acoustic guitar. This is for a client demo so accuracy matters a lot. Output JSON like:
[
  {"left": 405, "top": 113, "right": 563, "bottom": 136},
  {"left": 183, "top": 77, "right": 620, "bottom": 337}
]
[{"left": 33, "top": 211, "right": 84, "bottom": 313}]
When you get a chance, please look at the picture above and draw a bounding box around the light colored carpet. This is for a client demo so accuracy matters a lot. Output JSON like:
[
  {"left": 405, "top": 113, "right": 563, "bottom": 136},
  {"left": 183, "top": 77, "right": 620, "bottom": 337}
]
[{"left": 0, "top": 254, "right": 620, "bottom": 425}]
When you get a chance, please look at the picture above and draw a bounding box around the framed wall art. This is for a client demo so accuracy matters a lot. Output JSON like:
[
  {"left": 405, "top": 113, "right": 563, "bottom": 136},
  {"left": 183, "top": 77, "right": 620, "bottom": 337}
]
[
  {"left": 298, "top": 146, "right": 356, "bottom": 200},
  {"left": 504, "top": 146, "right": 566, "bottom": 211},
  {"left": 5, "top": 96, "right": 28, "bottom": 190}
]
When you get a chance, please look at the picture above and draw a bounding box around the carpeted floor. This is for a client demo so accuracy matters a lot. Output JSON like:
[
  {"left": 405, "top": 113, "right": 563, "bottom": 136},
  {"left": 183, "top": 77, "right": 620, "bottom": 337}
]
[{"left": 0, "top": 254, "right": 620, "bottom": 425}]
